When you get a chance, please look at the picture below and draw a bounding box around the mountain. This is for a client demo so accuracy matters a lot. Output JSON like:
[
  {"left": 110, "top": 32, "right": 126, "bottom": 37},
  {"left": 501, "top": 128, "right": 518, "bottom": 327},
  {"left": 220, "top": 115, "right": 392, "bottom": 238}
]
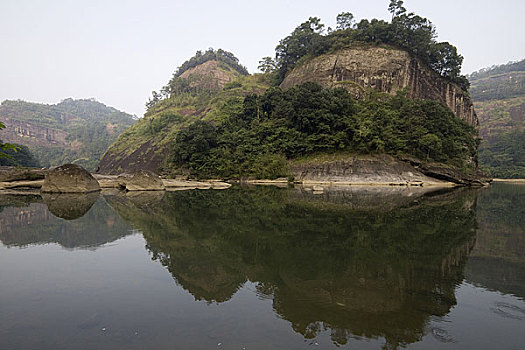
[
  {"left": 0, "top": 98, "right": 136, "bottom": 170},
  {"left": 99, "top": 5, "right": 484, "bottom": 184},
  {"left": 98, "top": 48, "right": 268, "bottom": 174},
  {"left": 280, "top": 45, "right": 477, "bottom": 127},
  {"left": 468, "top": 59, "right": 525, "bottom": 178}
]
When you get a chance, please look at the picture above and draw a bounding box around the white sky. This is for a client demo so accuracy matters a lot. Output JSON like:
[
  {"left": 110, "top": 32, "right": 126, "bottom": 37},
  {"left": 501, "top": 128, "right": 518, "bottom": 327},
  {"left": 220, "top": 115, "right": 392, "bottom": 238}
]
[{"left": 1, "top": 0, "right": 524, "bottom": 117}]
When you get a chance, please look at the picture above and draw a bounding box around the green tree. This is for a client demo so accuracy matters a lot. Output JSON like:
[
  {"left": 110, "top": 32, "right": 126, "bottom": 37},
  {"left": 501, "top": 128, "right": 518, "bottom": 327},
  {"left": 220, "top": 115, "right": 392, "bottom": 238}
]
[
  {"left": 388, "top": 0, "right": 407, "bottom": 19},
  {"left": 336, "top": 12, "right": 355, "bottom": 30},
  {"left": 258, "top": 57, "right": 277, "bottom": 74},
  {"left": 0, "top": 121, "right": 18, "bottom": 159}
]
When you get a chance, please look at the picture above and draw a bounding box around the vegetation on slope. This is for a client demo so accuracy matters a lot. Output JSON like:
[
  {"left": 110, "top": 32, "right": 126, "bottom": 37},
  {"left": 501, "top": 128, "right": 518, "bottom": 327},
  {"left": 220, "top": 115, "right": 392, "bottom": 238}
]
[
  {"left": 260, "top": 0, "right": 468, "bottom": 90},
  {"left": 169, "top": 83, "right": 478, "bottom": 178},
  {"left": 0, "top": 143, "right": 40, "bottom": 167},
  {"left": 100, "top": 54, "right": 270, "bottom": 173},
  {"left": 469, "top": 59, "right": 525, "bottom": 178},
  {"left": 0, "top": 121, "right": 18, "bottom": 161},
  {"left": 469, "top": 59, "right": 525, "bottom": 101},
  {"left": 0, "top": 98, "right": 136, "bottom": 170},
  {"left": 102, "top": 1, "right": 477, "bottom": 178}
]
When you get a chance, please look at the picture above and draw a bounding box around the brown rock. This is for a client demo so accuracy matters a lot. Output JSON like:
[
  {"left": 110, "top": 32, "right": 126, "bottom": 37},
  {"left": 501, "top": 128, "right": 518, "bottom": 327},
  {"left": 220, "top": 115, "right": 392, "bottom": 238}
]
[
  {"left": 41, "top": 164, "right": 100, "bottom": 193},
  {"left": 281, "top": 46, "right": 478, "bottom": 127},
  {"left": 0, "top": 166, "right": 46, "bottom": 182},
  {"left": 118, "top": 170, "right": 165, "bottom": 191}
]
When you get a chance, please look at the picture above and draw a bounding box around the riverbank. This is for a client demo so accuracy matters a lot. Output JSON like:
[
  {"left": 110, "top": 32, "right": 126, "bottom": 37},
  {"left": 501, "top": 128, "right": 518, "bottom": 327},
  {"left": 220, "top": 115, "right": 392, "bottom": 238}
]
[{"left": 492, "top": 178, "right": 525, "bottom": 183}]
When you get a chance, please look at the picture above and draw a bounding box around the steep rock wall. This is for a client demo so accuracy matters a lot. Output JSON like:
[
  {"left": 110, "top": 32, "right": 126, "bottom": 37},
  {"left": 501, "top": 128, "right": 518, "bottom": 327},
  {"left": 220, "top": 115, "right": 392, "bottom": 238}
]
[
  {"left": 1, "top": 117, "right": 68, "bottom": 146},
  {"left": 281, "top": 47, "right": 478, "bottom": 127}
]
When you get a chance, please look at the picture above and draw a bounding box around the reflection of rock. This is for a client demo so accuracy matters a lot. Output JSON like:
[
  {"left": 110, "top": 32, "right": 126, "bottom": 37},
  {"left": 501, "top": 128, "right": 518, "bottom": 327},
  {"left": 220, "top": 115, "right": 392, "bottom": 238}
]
[
  {"left": 41, "top": 164, "right": 100, "bottom": 193},
  {"left": 42, "top": 192, "right": 99, "bottom": 220},
  {"left": 107, "top": 186, "right": 478, "bottom": 347},
  {"left": 0, "top": 195, "right": 132, "bottom": 248},
  {"left": 118, "top": 170, "right": 165, "bottom": 191},
  {"left": 291, "top": 185, "right": 459, "bottom": 210},
  {"left": 124, "top": 190, "right": 165, "bottom": 207}
]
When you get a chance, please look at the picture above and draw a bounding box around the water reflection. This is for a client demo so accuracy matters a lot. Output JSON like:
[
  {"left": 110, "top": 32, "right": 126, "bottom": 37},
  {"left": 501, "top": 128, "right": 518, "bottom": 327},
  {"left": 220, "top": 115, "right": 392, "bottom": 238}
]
[
  {"left": 1, "top": 184, "right": 523, "bottom": 349},
  {"left": 0, "top": 193, "right": 132, "bottom": 249},
  {"left": 105, "top": 186, "right": 478, "bottom": 347},
  {"left": 41, "top": 192, "right": 99, "bottom": 220},
  {"left": 465, "top": 183, "right": 525, "bottom": 299}
]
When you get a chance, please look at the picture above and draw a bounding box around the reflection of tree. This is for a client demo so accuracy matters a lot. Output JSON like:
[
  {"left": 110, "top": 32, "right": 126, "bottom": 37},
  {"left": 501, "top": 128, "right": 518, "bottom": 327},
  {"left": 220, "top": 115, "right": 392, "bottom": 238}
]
[
  {"left": 107, "top": 186, "right": 478, "bottom": 347},
  {"left": 0, "top": 194, "right": 132, "bottom": 248},
  {"left": 466, "top": 183, "right": 525, "bottom": 299}
]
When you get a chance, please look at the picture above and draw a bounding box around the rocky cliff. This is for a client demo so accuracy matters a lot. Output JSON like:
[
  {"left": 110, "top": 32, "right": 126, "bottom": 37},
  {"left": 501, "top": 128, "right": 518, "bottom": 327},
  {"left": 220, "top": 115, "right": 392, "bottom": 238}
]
[
  {"left": 281, "top": 46, "right": 478, "bottom": 127},
  {"left": 1, "top": 117, "right": 68, "bottom": 147},
  {"left": 0, "top": 99, "right": 136, "bottom": 170}
]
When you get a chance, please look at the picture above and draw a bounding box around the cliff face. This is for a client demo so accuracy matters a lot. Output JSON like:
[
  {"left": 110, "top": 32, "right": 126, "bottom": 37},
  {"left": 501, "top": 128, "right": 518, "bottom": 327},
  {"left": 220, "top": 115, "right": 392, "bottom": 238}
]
[
  {"left": 1, "top": 117, "right": 68, "bottom": 147},
  {"left": 0, "top": 99, "right": 136, "bottom": 170},
  {"left": 281, "top": 47, "right": 478, "bottom": 127}
]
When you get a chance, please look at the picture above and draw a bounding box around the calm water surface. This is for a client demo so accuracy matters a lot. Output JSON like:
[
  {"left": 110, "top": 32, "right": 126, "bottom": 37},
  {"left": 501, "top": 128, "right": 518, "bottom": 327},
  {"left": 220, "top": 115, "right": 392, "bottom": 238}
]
[{"left": 0, "top": 184, "right": 523, "bottom": 349}]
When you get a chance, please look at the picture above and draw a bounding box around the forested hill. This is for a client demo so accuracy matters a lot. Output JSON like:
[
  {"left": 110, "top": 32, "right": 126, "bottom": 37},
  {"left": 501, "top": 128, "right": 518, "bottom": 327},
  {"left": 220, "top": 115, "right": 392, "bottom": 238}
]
[
  {"left": 99, "top": 2, "right": 481, "bottom": 180},
  {"left": 0, "top": 98, "right": 136, "bottom": 170},
  {"left": 469, "top": 59, "right": 525, "bottom": 178}
]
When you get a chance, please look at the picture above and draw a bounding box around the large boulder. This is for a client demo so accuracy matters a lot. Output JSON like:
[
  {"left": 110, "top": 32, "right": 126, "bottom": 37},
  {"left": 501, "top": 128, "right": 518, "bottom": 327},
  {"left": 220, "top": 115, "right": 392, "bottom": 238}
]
[
  {"left": 118, "top": 170, "right": 165, "bottom": 191},
  {"left": 41, "top": 164, "right": 100, "bottom": 193}
]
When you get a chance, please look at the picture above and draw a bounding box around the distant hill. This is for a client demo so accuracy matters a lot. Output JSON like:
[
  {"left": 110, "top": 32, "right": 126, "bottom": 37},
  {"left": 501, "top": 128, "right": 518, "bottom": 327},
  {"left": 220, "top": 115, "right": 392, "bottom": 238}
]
[
  {"left": 0, "top": 98, "right": 136, "bottom": 170},
  {"left": 469, "top": 59, "right": 525, "bottom": 178}
]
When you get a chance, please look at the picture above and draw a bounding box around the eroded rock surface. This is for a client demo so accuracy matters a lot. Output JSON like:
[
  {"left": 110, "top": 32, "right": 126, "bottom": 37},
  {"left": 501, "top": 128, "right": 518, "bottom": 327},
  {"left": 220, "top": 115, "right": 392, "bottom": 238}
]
[
  {"left": 41, "top": 164, "right": 100, "bottom": 193},
  {"left": 281, "top": 46, "right": 478, "bottom": 127},
  {"left": 117, "top": 170, "right": 165, "bottom": 191}
]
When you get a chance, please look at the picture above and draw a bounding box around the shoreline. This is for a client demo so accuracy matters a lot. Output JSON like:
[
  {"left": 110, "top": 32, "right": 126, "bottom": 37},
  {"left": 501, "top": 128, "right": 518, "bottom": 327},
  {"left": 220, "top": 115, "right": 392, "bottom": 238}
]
[{"left": 492, "top": 178, "right": 525, "bottom": 183}]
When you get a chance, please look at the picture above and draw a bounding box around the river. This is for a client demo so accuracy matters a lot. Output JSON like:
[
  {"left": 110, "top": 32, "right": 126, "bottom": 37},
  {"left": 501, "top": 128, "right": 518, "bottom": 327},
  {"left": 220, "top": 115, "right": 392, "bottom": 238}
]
[{"left": 0, "top": 183, "right": 523, "bottom": 349}]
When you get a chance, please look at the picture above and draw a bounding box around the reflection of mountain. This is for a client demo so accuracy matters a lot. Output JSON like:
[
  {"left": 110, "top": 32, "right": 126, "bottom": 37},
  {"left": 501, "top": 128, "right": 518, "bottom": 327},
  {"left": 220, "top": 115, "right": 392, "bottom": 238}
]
[
  {"left": 466, "top": 183, "right": 525, "bottom": 299},
  {"left": 106, "top": 186, "right": 478, "bottom": 347},
  {"left": 0, "top": 194, "right": 132, "bottom": 249}
]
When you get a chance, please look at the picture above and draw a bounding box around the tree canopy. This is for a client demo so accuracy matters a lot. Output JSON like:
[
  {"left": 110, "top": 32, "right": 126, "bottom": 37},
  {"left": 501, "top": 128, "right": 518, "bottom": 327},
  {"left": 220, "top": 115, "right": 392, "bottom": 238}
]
[
  {"left": 267, "top": 1, "right": 469, "bottom": 90},
  {"left": 168, "top": 83, "right": 478, "bottom": 178},
  {"left": 0, "top": 121, "right": 18, "bottom": 161}
]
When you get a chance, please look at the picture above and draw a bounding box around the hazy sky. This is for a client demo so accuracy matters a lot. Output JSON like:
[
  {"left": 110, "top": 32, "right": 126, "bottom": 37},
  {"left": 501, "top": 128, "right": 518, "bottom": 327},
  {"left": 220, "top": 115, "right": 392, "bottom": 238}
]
[{"left": 1, "top": 0, "right": 524, "bottom": 117}]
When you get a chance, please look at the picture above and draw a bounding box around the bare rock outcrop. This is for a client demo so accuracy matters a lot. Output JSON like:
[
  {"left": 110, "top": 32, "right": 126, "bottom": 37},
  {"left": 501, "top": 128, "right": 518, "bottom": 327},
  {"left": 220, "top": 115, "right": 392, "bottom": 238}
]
[
  {"left": 41, "top": 164, "right": 100, "bottom": 193},
  {"left": 290, "top": 155, "right": 490, "bottom": 186},
  {"left": 179, "top": 60, "right": 238, "bottom": 91},
  {"left": 0, "top": 167, "right": 46, "bottom": 182},
  {"left": 281, "top": 46, "right": 478, "bottom": 127},
  {"left": 117, "top": 170, "right": 165, "bottom": 191}
]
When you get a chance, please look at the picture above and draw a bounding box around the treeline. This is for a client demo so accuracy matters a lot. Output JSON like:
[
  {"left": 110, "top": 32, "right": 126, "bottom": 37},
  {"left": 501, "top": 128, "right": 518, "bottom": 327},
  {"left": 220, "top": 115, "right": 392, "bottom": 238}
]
[
  {"left": 0, "top": 143, "right": 40, "bottom": 167},
  {"left": 469, "top": 59, "right": 525, "bottom": 101},
  {"left": 469, "top": 59, "right": 525, "bottom": 81},
  {"left": 169, "top": 83, "right": 478, "bottom": 178},
  {"left": 261, "top": 0, "right": 469, "bottom": 90},
  {"left": 175, "top": 48, "right": 249, "bottom": 77}
]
